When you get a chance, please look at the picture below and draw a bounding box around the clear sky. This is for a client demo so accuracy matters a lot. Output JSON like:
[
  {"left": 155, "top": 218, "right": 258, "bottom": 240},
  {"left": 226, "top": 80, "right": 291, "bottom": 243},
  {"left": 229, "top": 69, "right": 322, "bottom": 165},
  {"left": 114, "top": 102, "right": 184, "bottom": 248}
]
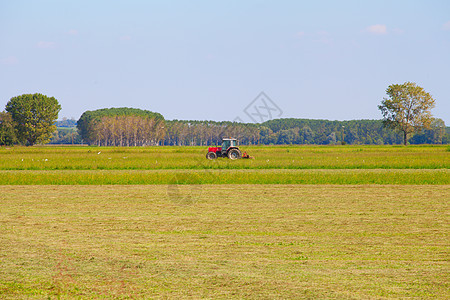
[{"left": 1, "top": 0, "right": 449, "bottom": 124}]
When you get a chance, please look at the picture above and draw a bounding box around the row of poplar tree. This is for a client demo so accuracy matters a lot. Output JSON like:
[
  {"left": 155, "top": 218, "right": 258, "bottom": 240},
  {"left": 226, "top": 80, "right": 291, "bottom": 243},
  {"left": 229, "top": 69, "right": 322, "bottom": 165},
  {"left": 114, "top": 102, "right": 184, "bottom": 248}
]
[
  {"left": 76, "top": 112, "right": 261, "bottom": 146},
  {"left": 77, "top": 108, "right": 165, "bottom": 146}
]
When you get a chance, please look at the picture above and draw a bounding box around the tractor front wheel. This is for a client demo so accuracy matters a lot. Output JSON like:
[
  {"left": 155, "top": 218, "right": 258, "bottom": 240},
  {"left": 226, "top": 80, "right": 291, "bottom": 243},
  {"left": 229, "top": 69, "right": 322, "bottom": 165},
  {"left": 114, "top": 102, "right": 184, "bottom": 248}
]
[
  {"left": 227, "top": 149, "right": 242, "bottom": 160},
  {"left": 206, "top": 152, "right": 217, "bottom": 160}
]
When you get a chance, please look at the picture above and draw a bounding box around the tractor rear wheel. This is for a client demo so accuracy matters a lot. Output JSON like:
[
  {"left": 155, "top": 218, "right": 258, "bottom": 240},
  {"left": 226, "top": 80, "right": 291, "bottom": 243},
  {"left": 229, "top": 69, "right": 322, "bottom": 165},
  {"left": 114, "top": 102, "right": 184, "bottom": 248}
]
[
  {"left": 227, "top": 148, "right": 241, "bottom": 160},
  {"left": 206, "top": 152, "right": 217, "bottom": 160}
]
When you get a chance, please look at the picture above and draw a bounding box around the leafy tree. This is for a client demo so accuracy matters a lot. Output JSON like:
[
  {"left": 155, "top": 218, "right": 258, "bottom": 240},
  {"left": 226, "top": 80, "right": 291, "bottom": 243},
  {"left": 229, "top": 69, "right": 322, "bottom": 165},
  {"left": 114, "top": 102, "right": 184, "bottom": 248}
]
[
  {"left": 301, "top": 126, "right": 314, "bottom": 144},
  {"left": 277, "top": 129, "right": 296, "bottom": 144},
  {"left": 77, "top": 107, "right": 165, "bottom": 146},
  {"left": 50, "top": 128, "right": 81, "bottom": 145},
  {"left": 409, "top": 118, "right": 446, "bottom": 144},
  {"left": 0, "top": 111, "right": 17, "bottom": 146},
  {"left": 56, "top": 117, "right": 77, "bottom": 128},
  {"left": 6, "top": 93, "right": 61, "bottom": 146},
  {"left": 326, "top": 132, "right": 337, "bottom": 145},
  {"left": 378, "top": 82, "right": 435, "bottom": 145}
]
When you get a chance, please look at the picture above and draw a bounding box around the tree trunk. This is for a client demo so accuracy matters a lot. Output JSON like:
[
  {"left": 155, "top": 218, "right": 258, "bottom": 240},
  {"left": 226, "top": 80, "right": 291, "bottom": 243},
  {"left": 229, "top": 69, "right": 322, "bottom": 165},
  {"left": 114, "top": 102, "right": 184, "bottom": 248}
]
[{"left": 403, "top": 131, "right": 407, "bottom": 146}]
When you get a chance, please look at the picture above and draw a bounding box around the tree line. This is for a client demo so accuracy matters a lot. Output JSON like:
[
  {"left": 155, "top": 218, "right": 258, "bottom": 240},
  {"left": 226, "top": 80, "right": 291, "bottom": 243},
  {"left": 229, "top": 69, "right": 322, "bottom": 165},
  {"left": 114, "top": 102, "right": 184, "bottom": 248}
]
[
  {"left": 157, "top": 118, "right": 447, "bottom": 146},
  {"left": 52, "top": 116, "right": 447, "bottom": 146},
  {"left": 163, "top": 120, "right": 260, "bottom": 146},
  {"left": 71, "top": 82, "right": 447, "bottom": 146},
  {"left": 166, "top": 118, "right": 448, "bottom": 145},
  {"left": 259, "top": 118, "right": 448, "bottom": 145},
  {"left": 2, "top": 83, "right": 449, "bottom": 146}
]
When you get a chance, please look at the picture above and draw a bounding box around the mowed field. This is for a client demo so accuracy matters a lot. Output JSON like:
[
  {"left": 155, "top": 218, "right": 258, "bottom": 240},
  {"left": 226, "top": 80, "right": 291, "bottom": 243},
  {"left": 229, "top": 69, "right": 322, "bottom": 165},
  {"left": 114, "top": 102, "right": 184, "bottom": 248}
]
[{"left": 0, "top": 145, "right": 449, "bottom": 299}]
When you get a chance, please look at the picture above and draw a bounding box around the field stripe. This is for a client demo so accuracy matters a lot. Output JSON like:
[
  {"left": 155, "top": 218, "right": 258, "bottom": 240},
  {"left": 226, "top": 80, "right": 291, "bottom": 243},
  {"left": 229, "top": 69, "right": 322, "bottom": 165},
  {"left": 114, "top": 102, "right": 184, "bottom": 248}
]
[{"left": 0, "top": 169, "right": 448, "bottom": 185}]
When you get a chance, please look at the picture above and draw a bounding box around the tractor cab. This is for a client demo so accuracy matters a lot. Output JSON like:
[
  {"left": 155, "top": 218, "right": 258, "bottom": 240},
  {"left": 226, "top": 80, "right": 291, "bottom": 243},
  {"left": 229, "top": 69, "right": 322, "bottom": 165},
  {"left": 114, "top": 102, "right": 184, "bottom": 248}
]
[{"left": 221, "top": 138, "right": 238, "bottom": 154}]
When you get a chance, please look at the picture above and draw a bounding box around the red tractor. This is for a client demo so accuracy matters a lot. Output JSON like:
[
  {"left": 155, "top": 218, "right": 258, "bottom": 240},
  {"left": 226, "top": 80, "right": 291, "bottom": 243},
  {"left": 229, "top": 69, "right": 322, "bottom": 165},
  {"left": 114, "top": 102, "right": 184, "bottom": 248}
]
[{"left": 206, "top": 138, "right": 252, "bottom": 160}]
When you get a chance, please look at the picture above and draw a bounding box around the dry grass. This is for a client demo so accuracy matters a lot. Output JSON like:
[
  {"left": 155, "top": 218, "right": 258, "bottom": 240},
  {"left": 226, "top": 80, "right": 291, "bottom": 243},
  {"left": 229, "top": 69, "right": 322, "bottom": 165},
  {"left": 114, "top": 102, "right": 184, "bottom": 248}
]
[{"left": 0, "top": 185, "right": 448, "bottom": 299}]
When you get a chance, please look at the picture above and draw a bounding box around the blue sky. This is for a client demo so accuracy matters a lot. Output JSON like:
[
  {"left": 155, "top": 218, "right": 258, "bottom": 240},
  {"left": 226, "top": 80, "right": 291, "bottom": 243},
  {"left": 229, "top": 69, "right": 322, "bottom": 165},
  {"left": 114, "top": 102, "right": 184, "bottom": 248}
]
[{"left": 1, "top": 0, "right": 449, "bottom": 123}]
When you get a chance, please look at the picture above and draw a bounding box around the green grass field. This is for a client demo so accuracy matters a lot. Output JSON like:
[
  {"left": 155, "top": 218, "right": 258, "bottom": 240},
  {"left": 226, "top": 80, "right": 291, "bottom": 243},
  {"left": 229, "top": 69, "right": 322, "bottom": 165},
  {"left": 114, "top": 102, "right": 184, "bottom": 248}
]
[
  {"left": 0, "top": 145, "right": 448, "bottom": 298},
  {"left": 0, "top": 145, "right": 448, "bottom": 184},
  {"left": 0, "top": 145, "right": 449, "bottom": 170}
]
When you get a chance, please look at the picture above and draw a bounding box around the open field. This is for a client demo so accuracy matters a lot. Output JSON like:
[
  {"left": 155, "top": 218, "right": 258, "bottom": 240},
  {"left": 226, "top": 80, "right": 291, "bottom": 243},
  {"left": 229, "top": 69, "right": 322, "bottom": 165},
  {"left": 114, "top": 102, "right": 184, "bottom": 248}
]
[
  {"left": 0, "top": 145, "right": 449, "bottom": 170},
  {"left": 0, "top": 145, "right": 448, "bottom": 185},
  {"left": 0, "top": 169, "right": 448, "bottom": 185},
  {"left": 0, "top": 185, "right": 448, "bottom": 299},
  {"left": 1, "top": 145, "right": 448, "bottom": 298}
]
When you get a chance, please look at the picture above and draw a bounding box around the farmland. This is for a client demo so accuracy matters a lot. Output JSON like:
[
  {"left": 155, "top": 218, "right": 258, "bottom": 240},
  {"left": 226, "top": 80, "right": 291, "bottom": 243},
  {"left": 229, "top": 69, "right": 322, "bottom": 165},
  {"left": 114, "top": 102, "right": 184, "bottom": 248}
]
[
  {"left": 0, "top": 145, "right": 448, "bottom": 185},
  {"left": 0, "top": 185, "right": 448, "bottom": 299},
  {"left": 1, "top": 145, "right": 449, "bottom": 170},
  {"left": 0, "top": 145, "right": 449, "bottom": 298}
]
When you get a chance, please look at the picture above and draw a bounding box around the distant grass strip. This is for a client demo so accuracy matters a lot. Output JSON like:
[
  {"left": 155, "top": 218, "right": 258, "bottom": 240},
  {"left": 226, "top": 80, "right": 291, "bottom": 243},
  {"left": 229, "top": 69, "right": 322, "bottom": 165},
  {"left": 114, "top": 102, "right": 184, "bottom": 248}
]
[{"left": 0, "top": 169, "right": 448, "bottom": 185}]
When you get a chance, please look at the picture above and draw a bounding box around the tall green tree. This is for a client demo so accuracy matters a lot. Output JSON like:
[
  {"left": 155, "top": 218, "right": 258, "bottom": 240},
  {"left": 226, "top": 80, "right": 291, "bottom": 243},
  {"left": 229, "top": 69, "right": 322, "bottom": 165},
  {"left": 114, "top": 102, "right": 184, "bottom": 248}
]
[
  {"left": 6, "top": 93, "right": 61, "bottom": 146},
  {"left": 409, "top": 118, "right": 447, "bottom": 144},
  {"left": 77, "top": 107, "right": 165, "bottom": 146},
  {"left": 0, "top": 111, "right": 17, "bottom": 146},
  {"left": 378, "top": 82, "right": 435, "bottom": 145}
]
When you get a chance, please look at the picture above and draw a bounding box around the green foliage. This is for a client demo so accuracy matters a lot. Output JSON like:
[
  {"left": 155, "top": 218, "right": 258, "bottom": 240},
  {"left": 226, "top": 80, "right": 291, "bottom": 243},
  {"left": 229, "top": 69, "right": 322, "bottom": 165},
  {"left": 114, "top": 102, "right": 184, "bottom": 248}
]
[
  {"left": 77, "top": 107, "right": 165, "bottom": 146},
  {"left": 0, "top": 111, "right": 17, "bottom": 146},
  {"left": 64, "top": 105, "right": 449, "bottom": 146},
  {"left": 50, "top": 127, "right": 81, "bottom": 144},
  {"left": 61, "top": 117, "right": 450, "bottom": 146},
  {"left": 5, "top": 93, "right": 61, "bottom": 146},
  {"left": 65, "top": 111, "right": 448, "bottom": 147},
  {"left": 56, "top": 117, "right": 77, "bottom": 128},
  {"left": 409, "top": 118, "right": 447, "bottom": 144},
  {"left": 162, "top": 118, "right": 450, "bottom": 146},
  {"left": 379, "top": 82, "right": 435, "bottom": 145},
  {"left": 164, "top": 120, "right": 260, "bottom": 146},
  {"left": 261, "top": 119, "right": 408, "bottom": 145}
]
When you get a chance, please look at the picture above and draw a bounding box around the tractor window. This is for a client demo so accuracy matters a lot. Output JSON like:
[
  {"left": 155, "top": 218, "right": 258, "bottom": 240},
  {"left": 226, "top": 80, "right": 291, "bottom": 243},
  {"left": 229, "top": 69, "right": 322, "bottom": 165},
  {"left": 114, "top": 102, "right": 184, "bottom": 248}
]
[
  {"left": 230, "top": 140, "right": 237, "bottom": 147},
  {"left": 222, "top": 140, "right": 230, "bottom": 150}
]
